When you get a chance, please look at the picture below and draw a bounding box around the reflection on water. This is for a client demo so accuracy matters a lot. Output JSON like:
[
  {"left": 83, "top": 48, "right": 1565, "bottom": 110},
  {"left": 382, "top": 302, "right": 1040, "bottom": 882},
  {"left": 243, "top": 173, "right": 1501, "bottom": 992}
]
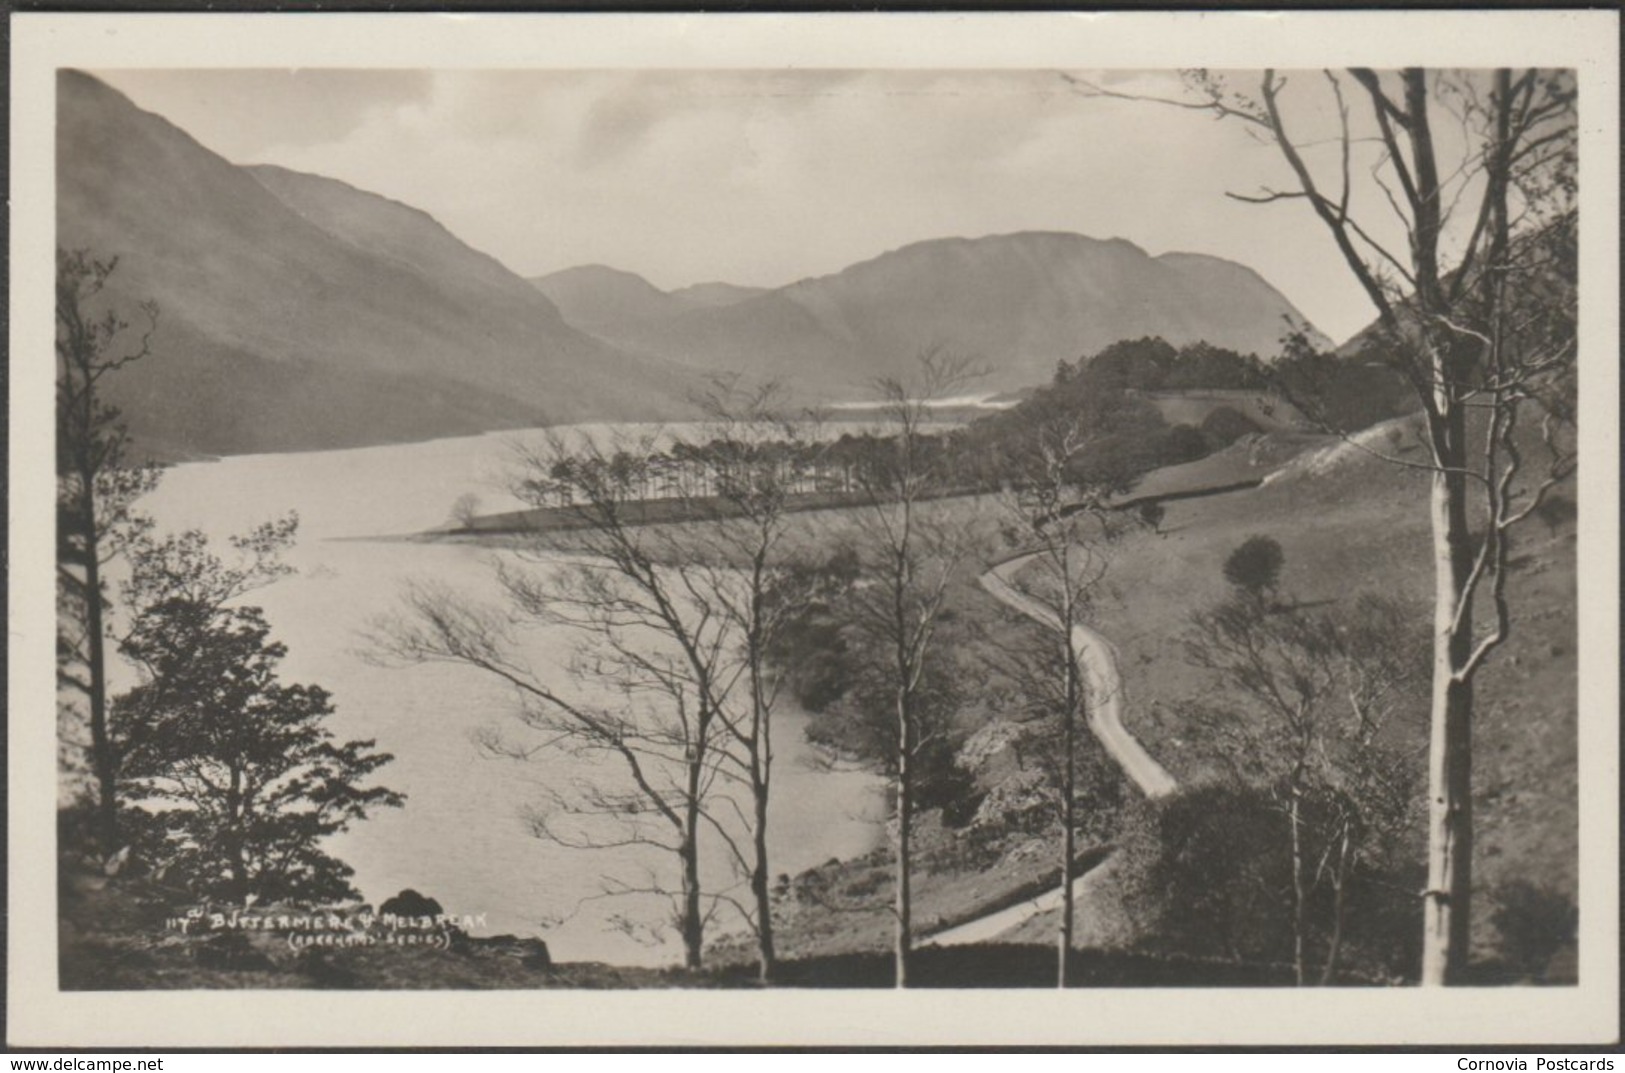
[{"left": 127, "top": 425, "right": 884, "bottom": 966}]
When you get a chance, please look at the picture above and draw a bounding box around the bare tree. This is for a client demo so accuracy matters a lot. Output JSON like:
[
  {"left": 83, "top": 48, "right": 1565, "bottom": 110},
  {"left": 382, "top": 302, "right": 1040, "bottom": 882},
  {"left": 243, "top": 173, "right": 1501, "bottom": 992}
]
[
  {"left": 1070, "top": 68, "right": 1577, "bottom": 983},
  {"left": 989, "top": 417, "right": 1122, "bottom": 986},
  {"left": 373, "top": 430, "right": 748, "bottom": 968},
  {"left": 846, "top": 347, "right": 983, "bottom": 988},
  {"left": 675, "top": 381, "right": 847, "bottom": 983},
  {"left": 447, "top": 492, "right": 482, "bottom": 531},
  {"left": 1185, "top": 587, "right": 1429, "bottom": 983},
  {"left": 56, "top": 248, "right": 161, "bottom": 853}
]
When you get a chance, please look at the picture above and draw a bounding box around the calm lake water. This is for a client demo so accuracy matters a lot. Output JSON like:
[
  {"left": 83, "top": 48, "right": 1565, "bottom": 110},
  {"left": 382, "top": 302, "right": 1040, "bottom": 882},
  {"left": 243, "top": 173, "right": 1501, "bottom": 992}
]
[{"left": 129, "top": 424, "right": 885, "bottom": 966}]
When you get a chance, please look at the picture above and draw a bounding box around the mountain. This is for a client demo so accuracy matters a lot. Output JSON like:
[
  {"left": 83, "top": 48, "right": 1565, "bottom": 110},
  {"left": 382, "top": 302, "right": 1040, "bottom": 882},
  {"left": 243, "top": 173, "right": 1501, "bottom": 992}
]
[
  {"left": 668, "top": 281, "right": 768, "bottom": 308},
  {"left": 56, "top": 71, "right": 694, "bottom": 457},
  {"left": 529, "top": 267, "right": 764, "bottom": 328},
  {"left": 528, "top": 265, "right": 694, "bottom": 329},
  {"left": 558, "top": 233, "right": 1330, "bottom": 399}
]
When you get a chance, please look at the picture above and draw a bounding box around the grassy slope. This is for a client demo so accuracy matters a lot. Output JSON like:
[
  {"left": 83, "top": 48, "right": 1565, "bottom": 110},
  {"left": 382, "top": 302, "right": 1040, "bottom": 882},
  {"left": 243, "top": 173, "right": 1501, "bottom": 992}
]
[
  {"left": 1120, "top": 431, "right": 1332, "bottom": 503},
  {"left": 1013, "top": 420, "right": 1579, "bottom": 960},
  {"left": 1130, "top": 388, "right": 1313, "bottom": 433},
  {"left": 65, "top": 428, "right": 1577, "bottom": 986}
]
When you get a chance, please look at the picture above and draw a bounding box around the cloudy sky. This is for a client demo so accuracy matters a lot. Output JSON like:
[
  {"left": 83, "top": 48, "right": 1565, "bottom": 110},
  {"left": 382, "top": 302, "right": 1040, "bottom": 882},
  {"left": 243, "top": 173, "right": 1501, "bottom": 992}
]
[{"left": 97, "top": 68, "right": 1404, "bottom": 343}]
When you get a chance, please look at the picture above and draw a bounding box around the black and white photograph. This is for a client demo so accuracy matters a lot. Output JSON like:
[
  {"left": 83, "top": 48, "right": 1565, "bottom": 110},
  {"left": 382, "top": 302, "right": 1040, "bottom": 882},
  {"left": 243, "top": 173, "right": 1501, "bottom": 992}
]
[{"left": 10, "top": 9, "right": 1619, "bottom": 1048}]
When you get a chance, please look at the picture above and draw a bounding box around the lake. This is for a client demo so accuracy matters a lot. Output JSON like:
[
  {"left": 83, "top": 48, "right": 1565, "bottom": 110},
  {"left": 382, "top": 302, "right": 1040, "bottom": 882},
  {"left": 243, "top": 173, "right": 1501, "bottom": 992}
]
[{"left": 126, "top": 424, "right": 886, "bottom": 966}]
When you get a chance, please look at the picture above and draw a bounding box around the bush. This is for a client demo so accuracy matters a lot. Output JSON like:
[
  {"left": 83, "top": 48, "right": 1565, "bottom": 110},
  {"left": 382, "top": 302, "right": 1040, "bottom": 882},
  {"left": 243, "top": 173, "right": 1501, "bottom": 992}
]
[
  {"left": 447, "top": 493, "right": 481, "bottom": 530},
  {"left": 1157, "top": 424, "right": 1210, "bottom": 467},
  {"left": 1199, "top": 406, "right": 1262, "bottom": 450},
  {"left": 1223, "top": 535, "right": 1284, "bottom": 596},
  {"left": 1112, "top": 781, "right": 1422, "bottom": 981},
  {"left": 1113, "top": 784, "right": 1291, "bottom": 963}
]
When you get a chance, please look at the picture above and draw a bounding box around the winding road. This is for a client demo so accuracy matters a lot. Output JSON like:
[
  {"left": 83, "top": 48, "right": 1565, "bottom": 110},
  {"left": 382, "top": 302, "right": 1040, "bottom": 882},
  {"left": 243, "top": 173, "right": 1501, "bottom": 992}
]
[
  {"left": 923, "top": 552, "right": 1176, "bottom": 947},
  {"left": 977, "top": 554, "right": 1177, "bottom": 799}
]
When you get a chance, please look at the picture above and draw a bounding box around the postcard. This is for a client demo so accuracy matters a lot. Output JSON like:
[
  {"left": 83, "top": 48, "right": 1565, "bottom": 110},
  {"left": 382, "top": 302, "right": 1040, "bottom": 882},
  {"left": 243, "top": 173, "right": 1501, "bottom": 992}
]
[{"left": 9, "top": 8, "right": 1619, "bottom": 1047}]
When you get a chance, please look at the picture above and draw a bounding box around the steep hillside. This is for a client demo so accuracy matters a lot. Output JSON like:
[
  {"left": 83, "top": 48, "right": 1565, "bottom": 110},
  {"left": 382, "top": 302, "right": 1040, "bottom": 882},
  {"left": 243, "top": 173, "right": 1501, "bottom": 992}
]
[
  {"left": 530, "top": 267, "right": 766, "bottom": 331},
  {"left": 572, "top": 233, "right": 1329, "bottom": 399},
  {"left": 57, "top": 71, "right": 693, "bottom": 457},
  {"left": 669, "top": 281, "right": 767, "bottom": 308},
  {"left": 528, "top": 264, "right": 693, "bottom": 329},
  {"left": 1126, "top": 388, "right": 1313, "bottom": 434},
  {"left": 1065, "top": 412, "right": 1577, "bottom": 969}
]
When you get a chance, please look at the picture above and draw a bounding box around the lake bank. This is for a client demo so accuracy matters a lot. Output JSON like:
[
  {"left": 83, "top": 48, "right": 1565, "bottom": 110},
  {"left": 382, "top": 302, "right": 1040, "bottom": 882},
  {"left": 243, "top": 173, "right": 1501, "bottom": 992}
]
[{"left": 123, "top": 423, "right": 888, "bottom": 967}]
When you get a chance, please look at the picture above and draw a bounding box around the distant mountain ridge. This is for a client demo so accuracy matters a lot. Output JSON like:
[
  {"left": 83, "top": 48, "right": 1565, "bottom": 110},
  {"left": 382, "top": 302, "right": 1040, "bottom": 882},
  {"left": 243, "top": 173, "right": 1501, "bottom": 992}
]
[
  {"left": 536, "top": 232, "right": 1330, "bottom": 399},
  {"left": 529, "top": 266, "right": 768, "bottom": 328},
  {"left": 59, "top": 69, "right": 1329, "bottom": 456},
  {"left": 57, "top": 71, "right": 695, "bottom": 458}
]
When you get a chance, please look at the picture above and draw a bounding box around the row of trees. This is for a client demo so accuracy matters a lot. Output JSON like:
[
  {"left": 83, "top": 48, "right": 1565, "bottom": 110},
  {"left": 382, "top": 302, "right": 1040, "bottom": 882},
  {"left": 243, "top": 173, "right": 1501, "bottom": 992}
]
[
  {"left": 515, "top": 431, "right": 964, "bottom": 509},
  {"left": 499, "top": 336, "right": 1290, "bottom": 523},
  {"left": 57, "top": 250, "right": 401, "bottom": 905}
]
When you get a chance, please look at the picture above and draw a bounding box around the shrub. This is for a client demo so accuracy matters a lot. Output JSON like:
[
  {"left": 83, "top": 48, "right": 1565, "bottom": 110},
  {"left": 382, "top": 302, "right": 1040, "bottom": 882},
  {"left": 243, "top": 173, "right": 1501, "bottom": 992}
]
[
  {"left": 1490, "top": 880, "right": 1577, "bottom": 979},
  {"left": 1112, "top": 781, "right": 1422, "bottom": 981},
  {"left": 1223, "top": 535, "right": 1284, "bottom": 596},
  {"left": 1137, "top": 500, "right": 1166, "bottom": 533},
  {"left": 1158, "top": 424, "right": 1210, "bottom": 467},
  {"left": 1113, "top": 784, "right": 1290, "bottom": 963},
  {"left": 1199, "top": 405, "right": 1262, "bottom": 449}
]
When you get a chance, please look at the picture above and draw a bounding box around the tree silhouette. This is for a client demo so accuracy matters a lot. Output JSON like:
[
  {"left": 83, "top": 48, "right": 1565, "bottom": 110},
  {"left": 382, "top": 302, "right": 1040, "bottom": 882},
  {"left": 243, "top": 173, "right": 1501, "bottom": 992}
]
[
  {"left": 116, "top": 598, "right": 402, "bottom": 903},
  {"left": 56, "top": 248, "right": 161, "bottom": 853},
  {"left": 1223, "top": 536, "right": 1285, "bottom": 599}
]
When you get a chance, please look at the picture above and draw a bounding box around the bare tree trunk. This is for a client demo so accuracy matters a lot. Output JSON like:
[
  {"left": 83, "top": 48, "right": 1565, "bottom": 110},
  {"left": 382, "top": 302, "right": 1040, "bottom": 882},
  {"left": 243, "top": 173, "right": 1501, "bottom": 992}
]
[
  {"left": 225, "top": 768, "right": 249, "bottom": 904},
  {"left": 83, "top": 536, "right": 117, "bottom": 851},
  {"left": 1058, "top": 764, "right": 1075, "bottom": 988},
  {"left": 68, "top": 363, "right": 119, "bottom": 853},
  {"left": 746, "top": 564, "right": 777, "bottom": 985},
  {"left": 751, "top": 770, "right": 776, "bottom": 983},
  {"left": 681, "top": 738, "right": 707, "bottom": 971},
  {"left": 679, "top": 822, "right": 703, "bottom": 971},
  {"left": 1058, "top": 654, "right": 1078, "bottom": 988},
  {"left": 1422, "top": 675, "right": 1474, "bottom": 984},
  {"left": 895, "top": 704, "right": 913, "bottom": 989},
  {"left": 228, "top": 832, "right": 251, "bottom": 905},
  {"left": 79, "top": 480, "right": 118, "bottom": 853},
  {"left": 1290, "top": 787, "right": 1306, "bottom": 987},
  {"left": 1320, "top": 825, "right": 1352, "bottom": 986},
  {"left": 1422, "top": 417, "right": 1477, "bottom": 985},
  {"left": 1423, "top": 490, "right": 1475, "bottom": 981}
]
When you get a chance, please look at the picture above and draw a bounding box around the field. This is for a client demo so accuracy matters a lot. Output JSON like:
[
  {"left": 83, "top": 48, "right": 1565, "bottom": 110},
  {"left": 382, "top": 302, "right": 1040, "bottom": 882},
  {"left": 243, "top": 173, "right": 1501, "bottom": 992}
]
[{"left": 1127, "top": 387, "right": 1314, "bottom": 433}]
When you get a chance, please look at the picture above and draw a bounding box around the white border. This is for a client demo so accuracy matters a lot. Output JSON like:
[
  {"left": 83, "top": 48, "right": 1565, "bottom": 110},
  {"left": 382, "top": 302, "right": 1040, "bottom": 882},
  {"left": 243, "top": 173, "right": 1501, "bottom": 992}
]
[{"left": 10, "top": 10, "right": 1620, "bottom": 1047}]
